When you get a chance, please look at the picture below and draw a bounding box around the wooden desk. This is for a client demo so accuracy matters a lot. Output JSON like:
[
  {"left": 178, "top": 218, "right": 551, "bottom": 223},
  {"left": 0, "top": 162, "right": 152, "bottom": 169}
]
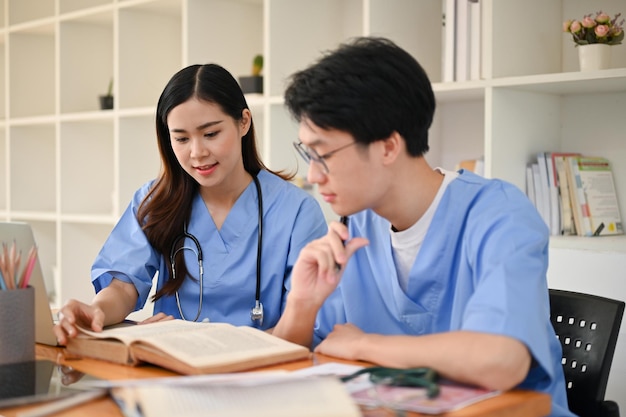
[{"left": 0, "top": 344, "right": 551, "bottom": 417}]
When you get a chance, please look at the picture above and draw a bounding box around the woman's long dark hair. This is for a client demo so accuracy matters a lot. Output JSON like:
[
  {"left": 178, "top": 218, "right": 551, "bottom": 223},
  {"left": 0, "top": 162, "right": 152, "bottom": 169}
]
[{"left": 138, "top": 64, "right": 292, "bottom": 301}]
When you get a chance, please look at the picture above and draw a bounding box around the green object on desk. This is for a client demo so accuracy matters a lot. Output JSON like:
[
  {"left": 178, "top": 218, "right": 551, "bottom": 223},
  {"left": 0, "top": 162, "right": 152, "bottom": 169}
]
[{"left": 340, "top": 366, "right": 440, "bottom": 398}]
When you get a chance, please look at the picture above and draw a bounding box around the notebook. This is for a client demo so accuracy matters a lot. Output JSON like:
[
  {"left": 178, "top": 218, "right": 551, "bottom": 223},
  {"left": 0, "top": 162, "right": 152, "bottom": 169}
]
[{"left": 0, "top": 221, "right": 59, "bottom": 346}]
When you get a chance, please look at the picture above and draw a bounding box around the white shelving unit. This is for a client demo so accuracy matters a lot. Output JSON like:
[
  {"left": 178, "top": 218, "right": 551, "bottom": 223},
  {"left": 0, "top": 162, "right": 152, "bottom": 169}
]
[{"left": 1, "top": 0, "right": 625, "bottom": 408}]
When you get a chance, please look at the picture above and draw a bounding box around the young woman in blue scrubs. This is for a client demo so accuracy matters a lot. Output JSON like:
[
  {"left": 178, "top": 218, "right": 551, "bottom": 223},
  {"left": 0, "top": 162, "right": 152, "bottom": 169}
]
[
  {"left": 272, "top": 38, "right": 575, "bottom": 416},
  {"left": 54, "top": 64, "right": 327, "bottom": 344}
]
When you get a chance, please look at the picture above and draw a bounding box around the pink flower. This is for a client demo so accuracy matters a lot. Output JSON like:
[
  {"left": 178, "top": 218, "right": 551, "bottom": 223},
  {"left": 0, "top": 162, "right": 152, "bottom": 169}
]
[
  {"left": 595, "top": 12, "right": 611, "bottom": 24},
  {"left": 569, "top": 20, "right": 582, "bottom": 33},
  {"left": 595, "top": 24, "right": 610, "bottom": 38},
  {"left": 563, "top": 20, "right": 572, "bottom": 32},
  {"left": 582, "top": 15, "right": 597, "bottom": 28}
]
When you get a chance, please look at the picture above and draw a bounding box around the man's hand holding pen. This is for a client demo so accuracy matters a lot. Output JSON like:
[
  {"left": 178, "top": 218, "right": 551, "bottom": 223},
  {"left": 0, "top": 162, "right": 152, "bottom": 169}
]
[{"left": 288, "top": 216, "right": 369, "bottom": 307}]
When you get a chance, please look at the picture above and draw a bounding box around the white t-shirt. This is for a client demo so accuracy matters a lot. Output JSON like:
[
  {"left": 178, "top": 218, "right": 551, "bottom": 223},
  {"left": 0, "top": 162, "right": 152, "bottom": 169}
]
[{"left": 390, "top": 168, "right": 459, "bottom": 292}]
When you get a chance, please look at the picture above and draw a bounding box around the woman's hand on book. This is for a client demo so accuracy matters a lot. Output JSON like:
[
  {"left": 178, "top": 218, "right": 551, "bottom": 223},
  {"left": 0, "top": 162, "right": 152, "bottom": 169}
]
[{"left": 54, "top": 299, "right": 105, "bottom": 345}]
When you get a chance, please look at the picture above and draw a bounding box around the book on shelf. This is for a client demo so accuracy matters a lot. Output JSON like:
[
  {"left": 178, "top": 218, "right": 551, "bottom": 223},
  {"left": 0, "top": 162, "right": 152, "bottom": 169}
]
[
  {"left": 110, "top": 372, "right": 361, "bottom": 417},
  {"left": 454, "top": 0, "right": 469, "bottom": 82},
  {"left": 535, "top": 153, "right": 552, "bottom": 231},
  {"left": 456, "top": 157, "right": 484, "bottom": 176},
  {"left": 564, "top": 155, "right": 593, "bottom": 236},
  {"left": 530, "top": 163, "right": 548, "bottom": 228},
  {"left": 569, "top": 156, "right": 624, "bottom": 236},
  {"left": 65, "top": 319, "right": 310, "bottom": 375},
  {"left": 551, "top": 152, "right": 582, "bottom": 235},
  {"left": 525, "top": 164, "right": 536, "bottom": 207},
  {"left": 442, "top": 0, "right": 456, "bottom": 82},
  {"left": 468, "top": 0, "right": 482, "bottom": 80},
  {"left": 543, "top": 152, "right": 561, "bottom": 236}
]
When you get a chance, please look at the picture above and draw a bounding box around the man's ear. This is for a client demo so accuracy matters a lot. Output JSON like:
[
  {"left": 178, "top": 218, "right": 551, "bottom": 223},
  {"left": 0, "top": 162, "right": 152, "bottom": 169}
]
[{"left": 380, "top": 131, "right": 403, "bottom": 165}]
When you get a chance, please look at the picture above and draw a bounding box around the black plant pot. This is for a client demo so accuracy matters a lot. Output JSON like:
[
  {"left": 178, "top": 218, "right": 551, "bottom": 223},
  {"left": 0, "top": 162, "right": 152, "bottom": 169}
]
[
  {"left": 99, "top": 95, "right": 114, "bottom": 110},
  {"left": 238, "top": 76, "right": 263, "bottom": 94}
]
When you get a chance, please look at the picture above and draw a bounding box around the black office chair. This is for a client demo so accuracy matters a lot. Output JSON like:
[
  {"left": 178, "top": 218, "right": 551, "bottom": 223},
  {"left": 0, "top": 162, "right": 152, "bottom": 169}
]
[{"left": 549, "top": 289, "right": 625, "bottom": 417}]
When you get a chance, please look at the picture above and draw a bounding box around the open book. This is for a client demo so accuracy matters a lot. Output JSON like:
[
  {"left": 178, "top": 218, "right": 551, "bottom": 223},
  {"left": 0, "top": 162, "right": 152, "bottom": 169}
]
[
  {"left": 109, "top": 372, "right": 361, "bottom": 417},
  {"left": 65, "top": 320, "right": 310, "bottom": 375}
]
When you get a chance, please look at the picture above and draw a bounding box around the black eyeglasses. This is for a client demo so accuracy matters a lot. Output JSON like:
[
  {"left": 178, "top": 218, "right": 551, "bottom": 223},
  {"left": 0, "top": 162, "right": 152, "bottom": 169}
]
[{"left": 293, "top": 141, "right": 357, "bottom": 174}]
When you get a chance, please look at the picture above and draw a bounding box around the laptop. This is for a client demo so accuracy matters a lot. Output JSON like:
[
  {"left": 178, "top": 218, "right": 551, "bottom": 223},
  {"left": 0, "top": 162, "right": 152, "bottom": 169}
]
[{"left": 0, "top": 221, "right": 59, "bottom": 346}]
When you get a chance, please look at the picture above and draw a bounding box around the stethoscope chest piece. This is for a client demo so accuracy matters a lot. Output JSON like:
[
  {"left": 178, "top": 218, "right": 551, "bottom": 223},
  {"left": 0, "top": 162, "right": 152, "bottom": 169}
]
[{"left": 251, "top": 300, "right": 264, "bottom": 326}]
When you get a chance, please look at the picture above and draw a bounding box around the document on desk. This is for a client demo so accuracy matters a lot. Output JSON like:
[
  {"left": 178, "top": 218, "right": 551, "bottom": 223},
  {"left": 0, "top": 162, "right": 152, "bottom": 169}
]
[
  {"left": 109, "top": 372, "right": 361, "bottom": 417},
  {"left": 293, "top": 362, "right": 501, "bottom": 415}
]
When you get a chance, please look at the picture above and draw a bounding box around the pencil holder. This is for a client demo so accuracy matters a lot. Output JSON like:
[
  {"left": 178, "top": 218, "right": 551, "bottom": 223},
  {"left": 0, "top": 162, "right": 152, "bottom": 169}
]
[{"left": 0, "top": 286, "right": 35, "bottom": 365}]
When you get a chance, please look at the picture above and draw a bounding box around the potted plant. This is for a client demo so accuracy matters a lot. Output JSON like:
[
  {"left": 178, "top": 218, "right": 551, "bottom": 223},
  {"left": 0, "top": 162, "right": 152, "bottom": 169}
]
[
  {"left": 99, "top": 78, "right": 114, "bottom": 110},
  {"left": 238, "top": 54, "right": 263, "bottom": 94},
  {"left": 563, "top": 11, "right": 624, "bottom": 71}
]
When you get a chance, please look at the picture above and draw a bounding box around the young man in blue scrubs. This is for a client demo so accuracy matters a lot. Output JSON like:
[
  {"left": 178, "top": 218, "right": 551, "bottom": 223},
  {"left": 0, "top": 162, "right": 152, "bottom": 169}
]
[{"left": 272, "top": 37, "right": 574, "bottom": 417}]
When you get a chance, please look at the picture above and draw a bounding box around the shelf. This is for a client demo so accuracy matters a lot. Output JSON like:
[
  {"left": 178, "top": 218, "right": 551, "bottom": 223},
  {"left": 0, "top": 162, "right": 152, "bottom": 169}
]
[
  {"left": 59, "top": 0, "right": 113, "bottom": 15},
  {"left": 493, "top": 68, "right": 626, "bottom": 95},
  {"left": 550, "top": 235, "right": 626, "bottom": 254}
]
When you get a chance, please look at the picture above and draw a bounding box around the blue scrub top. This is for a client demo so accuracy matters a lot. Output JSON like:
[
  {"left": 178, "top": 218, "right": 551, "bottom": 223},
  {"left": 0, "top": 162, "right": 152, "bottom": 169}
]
[
  {"left": 314, "top": 170, "right": 574, "bottom": 417},
  {"left": 92, "top": 170, "right": 327, "bottom": 329}
]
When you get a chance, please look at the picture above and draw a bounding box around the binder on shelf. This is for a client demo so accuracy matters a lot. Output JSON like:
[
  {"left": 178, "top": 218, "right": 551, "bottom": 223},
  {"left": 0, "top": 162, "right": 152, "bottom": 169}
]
[
  {"left": 442, "top": 0, "right": 456, "bottom": 82},
  {"left": 454, "top": 0, "right": 470, "bottom": 82},
  {"left": 468, "top": 0, "right": 482, "bottom": 80}
]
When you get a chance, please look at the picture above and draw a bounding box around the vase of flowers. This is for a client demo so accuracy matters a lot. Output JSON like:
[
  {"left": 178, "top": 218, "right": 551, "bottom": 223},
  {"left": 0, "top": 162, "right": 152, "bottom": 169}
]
[{"left": 563, "top": 11, "right": 624, "bottom": 71}]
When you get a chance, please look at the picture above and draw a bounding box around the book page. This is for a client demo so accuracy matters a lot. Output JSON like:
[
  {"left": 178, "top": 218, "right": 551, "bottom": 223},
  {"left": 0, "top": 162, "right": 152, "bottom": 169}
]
[
  {"left": 77, "top": 319, "right": 203, "bottom": 346},
  {"left": 113, "top": 375, "right": 360, "bottom": 417},
  {"left": 133, "top": 323, "right": 307, "bottom": 368}
]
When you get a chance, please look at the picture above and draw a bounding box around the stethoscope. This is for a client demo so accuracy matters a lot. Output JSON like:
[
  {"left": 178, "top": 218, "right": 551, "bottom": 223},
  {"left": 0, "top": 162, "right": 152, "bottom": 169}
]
[{"left": 170, "top": 175, "right": 264, "bottom": 325}]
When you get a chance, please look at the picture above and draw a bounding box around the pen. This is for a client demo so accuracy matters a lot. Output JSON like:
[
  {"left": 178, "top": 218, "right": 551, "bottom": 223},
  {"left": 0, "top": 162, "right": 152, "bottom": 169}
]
[
  {"left": 335, "top": 216, "right": 350, "bottom": 271},
  {"left": 17, "top": 389, "right": 109, "bottom": 417}
]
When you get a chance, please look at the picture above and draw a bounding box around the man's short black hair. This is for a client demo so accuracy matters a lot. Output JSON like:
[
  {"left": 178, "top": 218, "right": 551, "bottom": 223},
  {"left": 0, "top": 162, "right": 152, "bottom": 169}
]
[{"left": 284, "top": 36, "right": 435, "bottom": 157}]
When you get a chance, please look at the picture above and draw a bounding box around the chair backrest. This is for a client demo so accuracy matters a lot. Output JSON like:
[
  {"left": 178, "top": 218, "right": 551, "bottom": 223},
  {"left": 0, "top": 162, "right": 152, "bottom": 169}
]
[{"left": 549, "top": 289, "right": 625, "bottom": 416}]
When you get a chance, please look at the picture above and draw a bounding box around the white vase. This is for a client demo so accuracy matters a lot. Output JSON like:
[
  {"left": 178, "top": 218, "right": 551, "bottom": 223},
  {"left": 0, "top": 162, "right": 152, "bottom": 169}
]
[{"left": 577, "top": 44, "right": 612, "bottom": 71}]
